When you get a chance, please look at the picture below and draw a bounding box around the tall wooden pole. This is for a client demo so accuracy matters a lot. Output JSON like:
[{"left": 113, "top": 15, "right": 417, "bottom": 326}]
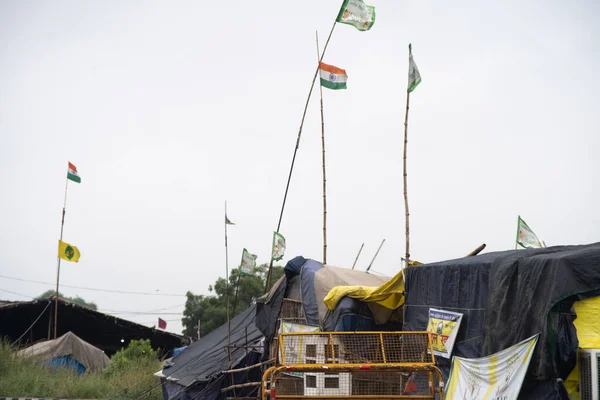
[
  {"left": 264, "top": 20, "right": 338, "bottom": 293},
  {"left": 316, "top": 31, "right": 328, "bottom": 265},
  {"left": 224, "top": 201, "right": 231, "bottom": 365},
  {"left": 54, "top": 177, "right": 69, "bottom": 339},
  {"left": 403, "top": 90, "right": 411, "bottom": 263}
]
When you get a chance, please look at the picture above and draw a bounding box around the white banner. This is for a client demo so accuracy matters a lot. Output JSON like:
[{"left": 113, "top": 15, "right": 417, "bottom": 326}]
[
  {"left": 445, "top": 334, "right": 539, "bottom": 400},
  {"left": 427, "top": 308, "right": 463, "bottom": 359}
]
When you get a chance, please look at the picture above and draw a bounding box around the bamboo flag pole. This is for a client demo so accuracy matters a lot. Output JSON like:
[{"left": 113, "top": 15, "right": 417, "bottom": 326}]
[
  {"left": 224, "top": 201, "right": 231, "bottom": 365},
  {"left": 54, "top": 176, "right": 69, "bottom": 339},
  {"left": 264, "top": 19, "right": 338, "bottom": 293},
  {"left": 403, "top": 43, "right": 421, "bottom": 263},
  {"left": 403, "top": 88, "right": 411, "bottom": 263},
  {"left": 316, "top": 31, "right": 328, "bottom": 265}
]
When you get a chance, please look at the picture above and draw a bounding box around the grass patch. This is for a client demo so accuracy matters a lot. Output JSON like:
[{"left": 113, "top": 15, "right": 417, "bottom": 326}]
[{"left": 0, "top": 341, "right": 164, "bottom": 399}]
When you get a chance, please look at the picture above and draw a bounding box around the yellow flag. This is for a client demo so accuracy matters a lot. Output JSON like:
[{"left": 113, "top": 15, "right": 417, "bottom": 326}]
[{"left": 58, "top": 240, "right": 81, "bottom": 263}]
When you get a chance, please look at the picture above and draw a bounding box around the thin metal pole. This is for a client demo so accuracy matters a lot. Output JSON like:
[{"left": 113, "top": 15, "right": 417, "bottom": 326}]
[
  {"left": 225, "top": 201, "right": 231, "bottom": 365},
  {"left": 316, "top": 31, "right": 328, "bottom": 265},
  {"left": 54, "top": 177, "right": 68, "bottom": 339},
  {"left": 403, "top": 89, "right": 411, "bottom": 262},
  {"left": 264, "top": 20, "right": 338, "bottom": 293},
  {"left": 366, "top": 239, "right": 386, "bottom": 273},
  {"left": 351, "top": 243, "right": 364, "bottom": 270}
]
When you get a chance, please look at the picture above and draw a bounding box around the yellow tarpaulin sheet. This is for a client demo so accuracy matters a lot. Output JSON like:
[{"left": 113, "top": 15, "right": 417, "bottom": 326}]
[
  {"left": 324, "top": 268, "right": 405, "bottom": 311},
  {"left": 564, "top": 296, "right": 600, "bottom": 399}
]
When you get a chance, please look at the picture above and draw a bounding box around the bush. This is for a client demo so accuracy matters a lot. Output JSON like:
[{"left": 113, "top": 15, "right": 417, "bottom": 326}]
[{"left": 109, "top": 339, "right": 159, "bottom": 373}]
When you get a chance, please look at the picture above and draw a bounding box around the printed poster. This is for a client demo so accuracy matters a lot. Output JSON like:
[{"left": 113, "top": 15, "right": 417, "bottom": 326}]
[{"left": 427, "top": 308, "right": 463, "bottom": 358}]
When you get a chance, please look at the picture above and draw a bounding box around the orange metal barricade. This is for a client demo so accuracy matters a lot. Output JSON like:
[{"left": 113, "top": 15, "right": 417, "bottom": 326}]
[{"left": 261, "top": 331, "right": 444, "bottom": 400}]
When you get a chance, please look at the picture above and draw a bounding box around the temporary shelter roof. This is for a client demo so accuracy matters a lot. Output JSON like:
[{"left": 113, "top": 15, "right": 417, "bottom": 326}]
[
  {"left": 256, "top": 256, "right": 392, "bottom": 340},
  {"left": 17, "top": 331, "right": 110, "bottom": 371},
  {"left": 159, "top": 304, "right": 261, "bottom": 387},
  {"left": 402, "top": 242, "right": 600, "bottom": 399}
]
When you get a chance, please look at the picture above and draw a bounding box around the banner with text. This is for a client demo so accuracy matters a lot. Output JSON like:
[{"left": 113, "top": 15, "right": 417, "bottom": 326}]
[{"left": 427, "top": 308, "right": 463, "bottom": 358}]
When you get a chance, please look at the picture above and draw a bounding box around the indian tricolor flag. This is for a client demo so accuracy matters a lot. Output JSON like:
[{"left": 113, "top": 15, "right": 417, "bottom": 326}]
[
  {"left": 319, "top": 62, "right": 348, "bottom": 90},
  {"left": 67, "top": 162, "right": 81, "bottom": 183}
]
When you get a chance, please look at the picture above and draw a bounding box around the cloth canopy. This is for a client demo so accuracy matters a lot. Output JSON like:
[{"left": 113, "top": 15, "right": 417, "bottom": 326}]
[{"left": 17, "top": 331, "right": 109, "bottom": 371}]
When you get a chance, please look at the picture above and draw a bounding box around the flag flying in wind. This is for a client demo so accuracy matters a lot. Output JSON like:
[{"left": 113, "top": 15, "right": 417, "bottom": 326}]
[
  {"left": 516, "top": 216, "right": 543, "bottom": 248},
  {"left": 319, "top": 62, "right": 348, "bottom": 90},
  {"left": 336, "top": 0, "right": 376, "bottom": 31},
  {"left": 225, "top": 215, "right": 235, "bottom": 225},
  {"left": 67, "top": 162, "right": 81, "bottom": 183},
  {"left": 408, "top": 44, "right": 422, "bottom": 93},
  {"left": 240, "top": 248, "right": 257, "bottom": 275},
  {"left": 58, "top": 240, "right": 81, "bottom": 263},
  {"left": 158, "top": 318, "right": 167, "bottom": 330},
  {"left": 272, "top": 232, "right": 286, "bottom": 261}
]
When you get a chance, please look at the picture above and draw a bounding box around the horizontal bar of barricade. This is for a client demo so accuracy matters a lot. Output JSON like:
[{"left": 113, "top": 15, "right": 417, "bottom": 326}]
[
  {"left": 278, "top": 331, "right": 435, "bottom": 366},
  {"left": 262, "top": 364, "right": 445, "bottom": 400}
]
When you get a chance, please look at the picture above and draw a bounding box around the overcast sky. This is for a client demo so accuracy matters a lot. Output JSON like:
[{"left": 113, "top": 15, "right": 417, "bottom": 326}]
[{"left": 1, "top": 0, "right": 598, "bottom": 335}]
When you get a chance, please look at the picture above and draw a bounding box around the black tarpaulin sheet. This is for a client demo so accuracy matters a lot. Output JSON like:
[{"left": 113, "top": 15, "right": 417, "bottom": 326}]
[
  {"left": 483, "top": 243, "right": 600, "bottom": 380},
  {"left": 161, "top": 304, "right": 262, "bottom": 388},
  {"left": 403, "top": 251, "right": 495, "bottom": 359},
  {"left": 256, "top": 256, "right": 308, "bottom": 343},
  {"left": 403, "top": 242, "right": 600, "bottom": 399}
]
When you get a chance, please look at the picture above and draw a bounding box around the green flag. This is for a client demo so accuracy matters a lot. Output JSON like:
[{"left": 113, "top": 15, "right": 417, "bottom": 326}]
[
  {"left": 336, "top": 0, "right": 376, "bottom": 32},
  {"left": 225, "top": 215, "right": 235, "bottom": 225},
  {"left": 240, "top": 248, "right": 257, "bottom": 275},
  {"left": 271, "top": 232, "right": 286, "bottom": 261},
  {"left": 516, "top": 216, "right": 543, "bottom": 249},
  {"left": 408, "top": 43, "right": 422, "bottom": 93}
]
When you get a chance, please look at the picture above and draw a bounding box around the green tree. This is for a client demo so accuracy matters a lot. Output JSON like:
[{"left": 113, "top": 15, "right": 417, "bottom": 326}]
[
  {"left": 36, "top": 290, "right": 98, "bottom": 311},
  {"left": 181, "top": 264, "right": 284, "bottom": 338}
]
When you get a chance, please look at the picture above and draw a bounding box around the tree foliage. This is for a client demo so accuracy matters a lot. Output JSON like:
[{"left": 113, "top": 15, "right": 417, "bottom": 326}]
[
  {"left": 36, "top": 290, "right": 98, "bottom": 311},
  {"left": 181, "top": 264, "right": 284, "bottom": 338}
]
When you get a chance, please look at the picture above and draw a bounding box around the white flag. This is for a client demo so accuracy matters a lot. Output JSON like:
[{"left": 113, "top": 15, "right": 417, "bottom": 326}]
[
  {"left": 445, "top": 335, "right": 539, "bottom": 400},
  {"left": 272, "top": 232, "right": 286, "bottom": 261},
  {"left": 516, "top": 216, "right": 543, "bottom": 248},
  {"left": 240, "top": 248, "right": 257, "bottom": 275}
]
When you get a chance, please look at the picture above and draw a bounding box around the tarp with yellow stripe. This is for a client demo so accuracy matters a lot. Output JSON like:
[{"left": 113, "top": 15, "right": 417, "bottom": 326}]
[{"left": 323, "top": 264, "right": 413, "bottom": 323}]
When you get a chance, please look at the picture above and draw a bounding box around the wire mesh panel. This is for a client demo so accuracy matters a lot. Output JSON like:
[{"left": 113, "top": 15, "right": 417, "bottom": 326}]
[
  {"left": 279, "top": 332, "right": 434, "bottom": 366},
  {"left": 268, "top": 369, "right": 440, "bottom": 399},
  {"left": 266, "top": 332, "right": 443, "bottom": 399}
]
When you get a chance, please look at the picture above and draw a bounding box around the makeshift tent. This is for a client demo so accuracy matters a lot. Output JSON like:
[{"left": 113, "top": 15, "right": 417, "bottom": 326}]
[
  {"left": 402, "top": 242, "right": 600, "bottom": 399},
  {"left": 0, "top": 297, "right": 183, "bottom": 355},
  {"left": 158, "top": 305, "right": 263, "bottom": 400},
  {"left": 324, "top": 267, "right": 406, "bottom": 324},
  {"left": 256, "top": 256, "right": 395, "bottom": 341},
  {"left": 17, "top": 331, "right": 109, "bottom": 373}
]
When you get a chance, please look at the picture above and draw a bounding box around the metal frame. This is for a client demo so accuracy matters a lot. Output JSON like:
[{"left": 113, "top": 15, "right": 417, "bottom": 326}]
[{"left": 261, "top": 331, "right": 445, "bottom": 400}]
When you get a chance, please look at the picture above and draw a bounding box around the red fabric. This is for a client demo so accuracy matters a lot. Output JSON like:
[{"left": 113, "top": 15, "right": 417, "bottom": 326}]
[{"left": 158, "top": 318, "right": 167, "bottom": 329}]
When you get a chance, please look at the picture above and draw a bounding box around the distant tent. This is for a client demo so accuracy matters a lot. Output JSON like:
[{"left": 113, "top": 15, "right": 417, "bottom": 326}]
[{"left": 17, "top": 331, "right": 110, "bottom": 374}]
